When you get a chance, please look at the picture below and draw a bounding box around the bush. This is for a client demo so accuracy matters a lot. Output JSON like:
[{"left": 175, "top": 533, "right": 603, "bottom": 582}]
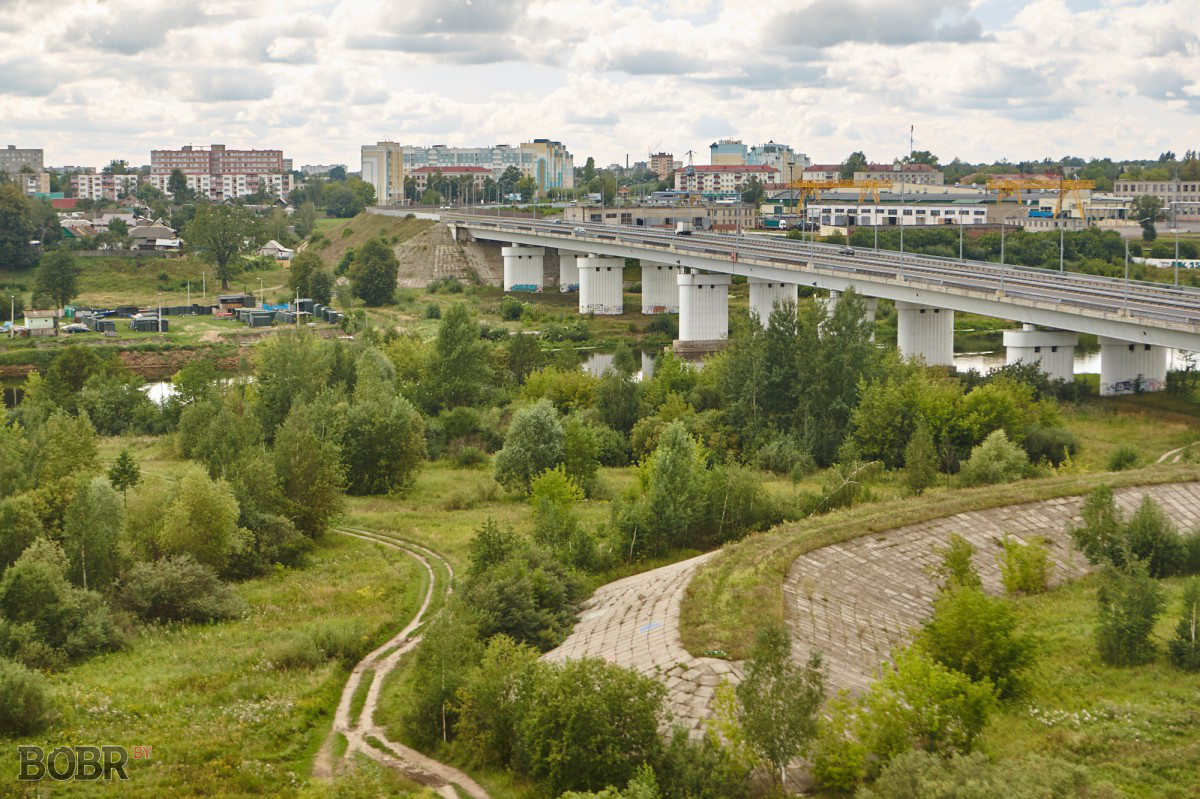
[
  {"left": 859, "top": 750, "right": 1094, "bottom": 799},
  {"left": 1125, "top": 495, "right": 1186, "bottom": 578},
  {"left": 499, "top": 296, "right": 525, "bottom": 321},
  {"left": 997, "top": 536, "right": 1052, "bottom": 595},
  {"left": 754, "top": 435, "right": 814, "bottom": 476},
  {"left": 931, "top": 534, "right": 982, "bottom": 591},
  {"left": 920, "top": 585, "right": 1036, "bottom": 700},
  {"left": 810, "top": 694, "right": 868, "bottom": 792},
  {"left": 1169, "top": 578, "right": 1200, "bottom": 671},
  {"left": 1096, "top": 562, "right": 1164, "bottom": 666},
  {"left": 1022, "top": 424, "right": 1078, "bottom": 466},
  {"left": 451, "top": 445, "right": 487, "bottom": 469},
  {"left": 120, "top": 555, "right": 247, "bottom": 623},
  {"left": 591, "top": 425, "right": 630, "bottom": 467},
  {"left": 0, "top": 657, "right": 55, "bottom": 737},
  {"left": 425, "top": 302, "right": 441, "bottom": 319},
  {"left": 1107, "top": 443, "right": 1140, "bottom": 471},
  {"left": 494, "top": 400, "right": 565, "bottom": 494},
  {"left": 959, "top": 430, "right": 1028, "bottom": 486},
  {"left": 272, "top": 620, "right": 370, "bottom": 669}
]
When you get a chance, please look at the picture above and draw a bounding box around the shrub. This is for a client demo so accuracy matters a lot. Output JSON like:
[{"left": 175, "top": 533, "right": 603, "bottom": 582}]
[
  {"left": 0, "top": 657, "right": 55, "bottom": 737},
  {"left": 120, "top": 555, "right": 247, "bottom": 623},
  {"left": 810, "top": 693, "right": 868, "bottom": 792},
  {"left": 931, "top": 534, "right": 982, "bottom": 591},
  {"left": 959, "top": 430, "right": 1028, "bottom": 486},
  {"left": 272, "top": 620, "right": 370, "bottom": 669},
  {"left": 903, "top": 421, "right": 939, "bottom": 496},
  {"left": 494, "top": 400, "right": 565, "bottom": 494},
  {"left": 1022, "top": 424, "right": 1078, "bottom": 466},
  {"left": 1096, "top": 562, "right": 1165, "bottom": 666},
  {"left": 754, "top": 435, "right": 814, "bottom": 477},
  {"left": 997, "top": 536, "right": 1053, "bottom": 595},
  {"left": 920, "top": 585, "right": 1036, "bottom": 700},
  {"left": 1069, "top": 485, "right": 1127, "bottom": 567},
  {"left": 1169, "top": 578, "right": 1200, "bottom": 671},
  {"left": 425, "top": 302, "right": 441, "bottom": 319},
  {"left": 1107, "top": 443, "right": 1140, "bottom": 471},
  {"left": 1125, "top": 495, "right": 1186, "bottom": 577},
  {"left": 499, "top": 296, "right": 525, "bottom": 321},
  {"left": 591, "top": 425, "right": 630, "bottom": 467},
  {"left": 516, "top": 658, "right": 666, "bottom": 795},
  {"left": 451, "top": 445, "right": 487, "bottom": 469},
  {"left": 859, "top": 750, "right": 1094, "bottom": 799}
]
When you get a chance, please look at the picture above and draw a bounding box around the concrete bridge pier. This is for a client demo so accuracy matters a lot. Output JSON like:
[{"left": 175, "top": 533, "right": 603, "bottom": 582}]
[
  {"left": 896, "top": 300, "right": 954, "bottom": 366},
  {"left": 578, "top": 255, "right": 624, "bottom": 315},
  {"left": 641, "top": 262, "right": 680, "bottom": 314},
  {"left": 748, "top": 277, "right": 798, "bottom": 325},
  {"left": 1002, "top": 325, "right": 1078, "bottom": 383},
  {"left": 557, "top": 249, "right": 583, "bottom": 293},
  {"left": 677, "top": 270, "right": 730, "bottom": 349},
  {"left": 502, "top": 245, "right": 544, "bottom": 292},
  {"left": 1099, "top": 336, "right": 1168, "bottom": 396}
]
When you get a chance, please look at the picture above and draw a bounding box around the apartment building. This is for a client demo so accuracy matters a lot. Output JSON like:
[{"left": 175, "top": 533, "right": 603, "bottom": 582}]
[
  {"left": 854, "top": 163, "right": 944, "bottom": 186},
  {"left": 0, "top": 145, "right": 43, "bottom": 174},
  {"left": 1112, "top": 179, "right": 1200, "bottom": 220},
  {"left": 362, "top": 139, "right": 575, "bottom": 206},
  {"left": 674, "top": 164, "right": 778, "bottom": 193},
  {"left": 14, "top": 171, "right": 50, "bottom": 196},
  {"left": 649, "top": 152, "right": 674, "bottom": 180},
  {"left": 150, "top": 144, "right": 291, "bottom": 201},
  {"left": 709, "top": 139, "right": 747, "bottom": 166},
  {"left": 802, "top": 164, "right": 842, "bottom": 181},
  {"left": 72, "top": 173, "right": 142, "bottom": 201},
  {"left": 746, "top": 142, "right": 810, "bottom": 184},
  {"left": 410, "top": 166, "right": 490, "bottom": 192}
]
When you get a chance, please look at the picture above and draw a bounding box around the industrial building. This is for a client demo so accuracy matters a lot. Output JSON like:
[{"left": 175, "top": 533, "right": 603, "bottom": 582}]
[
  {"left": 1112, "top": 179, "right": 1200, "bottom": 220},
  {"left": 563, "top": 203, "right": 757, "bottom": 232}
]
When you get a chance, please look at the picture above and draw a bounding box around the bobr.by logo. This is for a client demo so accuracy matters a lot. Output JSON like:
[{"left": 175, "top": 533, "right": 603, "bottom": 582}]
[{"left": 18, "top": 745, "right": 149, "bottom": 781}]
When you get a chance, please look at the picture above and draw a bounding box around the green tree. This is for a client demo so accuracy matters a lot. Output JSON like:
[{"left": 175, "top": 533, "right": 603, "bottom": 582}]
[
  {"left": 183, "top": 203, "right": 261, "bottom": 289},
  {"left": 456, "top": 634, "right": 542, "bottom": 765},
  {"left": 504, "top": 332, "right": 544, "bottom": 385},
  {"left": 107, "top": 449, "right": 141, "bottom": 504},
  {"left": 931, "top": 534, "right": 982, "bottom": 591},
  {"left": 1095, "top": 562, "right": 1164, "bottom": 666},
  {"left": 61, "top": 475, "right": 124, "bottom": 590},
  {"left": 35, "top": 409, "right": 99, "bottom": 485},
  {"left": 499, "top": 165, "right": 523, "bottom": 197},
  {"left": 273, "top": 405, "right": 344, "bottom": 535},
  {"left": 425, "top": 304, "right": 495, "bottom": 410},
  {"left": 959, "top": 430, "right": 1027, "bottom": 486},
  {"left": 252, "top": 329, "right": 332, "bottom": 438},
  {"left": 342, "top": 370, "right": 426, "bottom": 495},
  {"left": 405, "top": 603, "right": 482, "bottom": 747},
  {"left": 167, "top": 168, "right": 192, "bottom": 204},
  {"left": 735, "top": 625, "right": 825, "bottom": 789},
  {"left": 840, "top": 151, "right": 868, "bottom": 179},
  {"left": 1129, "top": 194, "right": 1164, "bottom": 241},
  {"left": 563, "top": 416, "right": 600, "bottom": 495},
  {"left": 581, "top": 157, "right": 596, "bottom": 183},
  {"left": 287, "top": 250, "right": 322, "bottom": 298},
  {"left": 494, "top": 400, "right": 565, "bottom": 493},
  {"left": 1168, "top": 577, "right": 1200, "bottom": 671},
  {"left": 920, "top": 585, "right": 1035, "bottom": 700},
  {"left": 0, "top": 423, "right": 31, "bottom": 501},
  {"left": 34, "top": 248, "right": 81, "bottom": 310},
  {"left": 0, "top": 495, "right": 41, "bottom": 573},
  {"left": 516, "top": 658, "right": 666, "bottom": 795},
  {"left": 348, "top": 238, "right": 398, "bottom": 305},
  {"left": 293, "top": 200, "right": 317, "bottom": 238},
  {"left": 740, "top": 175, "right": 765, "bottom": 206},
  {"left": 309, "top": 268, "right": 334, "bottom": 305},
  {"left": 516, "top": 175, "right": 538, "bottom": 201},
  {"left": 0, "top": 183, "right": 37, "bottom": 270},
  {"left": 613, "top": 422, "right": 706, "bottom": 558},
  {"left": 903, "top": 419, "right": 938, "bottom": 495},
  {"left": 158, "top": 465, "right": 241, "bottom": 572}
]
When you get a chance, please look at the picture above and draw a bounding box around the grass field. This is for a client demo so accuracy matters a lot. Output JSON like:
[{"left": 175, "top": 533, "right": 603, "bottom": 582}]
[
  {"left": 2, "top": 533, "right": 424, "bottom": 798},
  {"left": 980, "top": 575, "right": 1200, "bottom": 799}
]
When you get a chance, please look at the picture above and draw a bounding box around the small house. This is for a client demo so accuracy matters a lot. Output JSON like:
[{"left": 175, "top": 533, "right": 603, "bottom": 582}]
[
  {"left": 258, "top": 240, "right": 294, "bottom": 261},
  {"left": 23, "top": 309, "right": 57, "bottom": 337}
]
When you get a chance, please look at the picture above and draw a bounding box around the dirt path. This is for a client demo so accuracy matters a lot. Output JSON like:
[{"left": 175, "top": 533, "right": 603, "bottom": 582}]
[{"left": 314, "top": 527, "right": 489, "bottom": 799}]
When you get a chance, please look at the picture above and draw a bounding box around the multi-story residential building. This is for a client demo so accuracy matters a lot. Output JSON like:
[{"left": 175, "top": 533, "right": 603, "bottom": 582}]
[
  {"left": 283, "top": 158, "right": 293, "bottom": 173},
  {"left": 14, "top": 172, "right": 50, "bottom": 196},
  {"left": 649, "top": 152, "right": 674, "bottom": 180},
  {"left": 746, "top": 142, "right": 810, "bottom": 184},
  {"left": 362, "top": 140, "right": 575, "bottom": 206},
  {"left": 0, "top": 145, "right": 43, "bottom": 174},
  {"left": 410, "top": 166, "right": 491, "bottom": 193},
  {"left": 149, "top": 144, "right": 290, "bottom": 201},
  {"left": 710, "top": 139, "right": 747, "bottom": 166},
  {"left": 300, "top": 164, "right": 347, "bottom": 175},
  {"left": 71, "top": 173, "right": 142, "bottom": 201},
  {"left": 854, "top": 163, "right": 944, "bottom": 186},
  {"left": 802, "top": 164, "right": 842, "bottom": 181},
  {"left": 674, "top": 164, "right": 778, "bottom": 194},
  {"left": 1113, "top": 179, "right": 1200, "bottom": 220}
]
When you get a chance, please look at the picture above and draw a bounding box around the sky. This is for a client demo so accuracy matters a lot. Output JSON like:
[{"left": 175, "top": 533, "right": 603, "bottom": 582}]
[{"left": 0, "top": 0, "right": 1197, "bottom": 171}]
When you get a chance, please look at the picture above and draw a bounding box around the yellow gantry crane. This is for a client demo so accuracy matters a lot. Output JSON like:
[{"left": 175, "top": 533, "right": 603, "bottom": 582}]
[
  {"left": 985, "top": 177, "right": 1096, "bottom": 218},
  {"left": 786, "top": 178, "right": 894, "bottom": 203}
]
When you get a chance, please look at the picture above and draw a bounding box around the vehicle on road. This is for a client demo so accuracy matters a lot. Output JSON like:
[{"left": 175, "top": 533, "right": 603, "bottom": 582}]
[
  {"left": 62, "top": 323, "right": 90, "bottom": 333},
  {"left": 675, "top": 221, "right": 694, "bottom": 236},
  {"left": 839, "top": 247, "right": 856, "bottom": 255},
  {"left": 573, "top": 226, "right": 587, "bottom": 234}
]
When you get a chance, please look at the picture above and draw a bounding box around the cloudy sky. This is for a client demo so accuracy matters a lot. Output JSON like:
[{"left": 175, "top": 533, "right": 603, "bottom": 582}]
[{"left": 1, "top": 0, "right": 1196, "bottom": 171}]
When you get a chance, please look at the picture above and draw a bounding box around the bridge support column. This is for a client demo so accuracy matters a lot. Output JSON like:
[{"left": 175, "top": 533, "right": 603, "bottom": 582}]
[
  {"left": 820, "top": 289, "right": 878, "bottom": 324},
  {"left": 578, "top": 256, "right": 624, "bottom": 315},
  {"left": 896, "top": 301, "right": 954, "bottom": 366},
  {"left": 677, "top": 270, "right": 730, "bottom": 344},
  {"left": 502, "top": 245, "right": 544, "bottom": 292},
  {"left": 748, "top": 277, "right": 798, "bottom": 325},
  {"left": 557, "top": 249, "right": 583, "bottom": 293},
  {"left": 1099, "top": 336, "right": 1167, "bottom": 396},
  {"left": 1002, "top": 325, "right": 1077, "bottom": 383},
  {"left": 640, "top": 262, "right": 680, "bottom": 314}
]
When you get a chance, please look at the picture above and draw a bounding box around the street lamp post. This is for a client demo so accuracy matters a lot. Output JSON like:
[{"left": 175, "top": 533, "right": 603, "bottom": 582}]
[
  {"left": 1059, "top": 222, "right": 1065, "bottom": 273},
  {"left": 959, "top": 218, "right": 964, "bottom": 261}
]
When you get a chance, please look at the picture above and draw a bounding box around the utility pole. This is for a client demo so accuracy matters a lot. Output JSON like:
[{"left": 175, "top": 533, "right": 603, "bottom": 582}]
[
  {"left": 959, "top": 220, "right": 964, "bottom": 261},
  {"left": 1059, "top": 223, "right": 1065, "bottom": 272}
]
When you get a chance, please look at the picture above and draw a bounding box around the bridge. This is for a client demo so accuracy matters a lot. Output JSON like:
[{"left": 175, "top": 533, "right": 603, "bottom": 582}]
[{"left": 445, "top": 213, "right": 1200, "bottom": 395}]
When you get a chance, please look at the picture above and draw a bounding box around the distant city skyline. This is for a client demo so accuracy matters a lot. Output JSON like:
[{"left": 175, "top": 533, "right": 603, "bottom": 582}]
[{"left": 1, "top": 0, "right": 1196, "bottom": 169}]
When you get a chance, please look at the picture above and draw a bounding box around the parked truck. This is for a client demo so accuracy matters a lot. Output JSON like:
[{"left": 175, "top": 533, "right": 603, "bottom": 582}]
[{"left": 675, "top": 221, "right": 694, "bottom": 235}]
